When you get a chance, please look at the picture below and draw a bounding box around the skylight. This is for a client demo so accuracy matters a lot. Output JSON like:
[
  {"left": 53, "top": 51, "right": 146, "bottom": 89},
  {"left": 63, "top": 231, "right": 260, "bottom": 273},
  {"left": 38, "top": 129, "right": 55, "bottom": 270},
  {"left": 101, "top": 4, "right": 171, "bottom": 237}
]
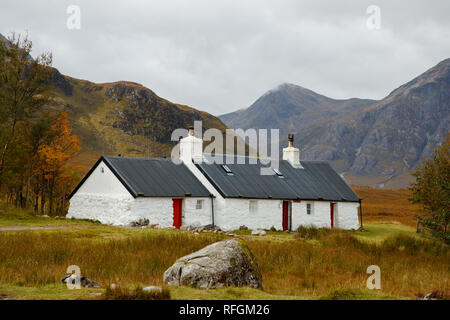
[
  {"left": 273, "top": 168, "right": 284, "bottom": 177},
  {"left": 221, "top": 164, "right": 233, "bottom": 175}
]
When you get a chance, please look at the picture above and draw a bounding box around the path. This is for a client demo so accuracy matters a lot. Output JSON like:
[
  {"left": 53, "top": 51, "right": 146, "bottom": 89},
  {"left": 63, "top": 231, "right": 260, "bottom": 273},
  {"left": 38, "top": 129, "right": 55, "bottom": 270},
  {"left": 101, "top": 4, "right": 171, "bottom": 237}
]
[{"left": 0, "top": 225, "right": 95, "bottom": 231}]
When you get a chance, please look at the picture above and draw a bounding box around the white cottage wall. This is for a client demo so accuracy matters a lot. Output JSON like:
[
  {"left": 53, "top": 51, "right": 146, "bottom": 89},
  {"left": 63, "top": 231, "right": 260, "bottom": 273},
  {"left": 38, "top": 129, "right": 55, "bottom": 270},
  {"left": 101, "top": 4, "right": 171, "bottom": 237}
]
[
  {"left": 211, "top": 198, "right": 360, "bottom": 231},
  {"left": 130, "top": 197, "right": 212, "bottom": 229},
  {"left": 67, "top": 161, "right": 135, "bottom": 224},
  {"left": 291, "top": 201, "right": 360, "bottom": 230},
  {"left": 75, "top": 161, "right": 130, "bottom": 195},
  {"left": 292, "top": 201, "right": 331, "bottom": 229},
  {"left": 335, "top": 202, "right": 360, "bottom": 230},
  {"left": 213, "top": 199, "right": 283, "bottom": 231},
  {"left": 67, "top": 194, "right": 134, "bottom": 225}
]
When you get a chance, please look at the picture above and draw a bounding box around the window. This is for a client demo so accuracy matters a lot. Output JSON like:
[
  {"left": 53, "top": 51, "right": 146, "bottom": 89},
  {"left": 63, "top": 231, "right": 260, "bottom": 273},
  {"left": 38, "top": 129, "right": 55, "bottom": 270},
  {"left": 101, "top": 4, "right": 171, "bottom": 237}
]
[
  {"left": 196, "top": 200, "right": 204, "bottom": 210},
  {"left": 100, "top": 167, "right": 104, "bottom": 173},
  {"left": 249, "top": 200, "right": 258, "bottom": 213},
  {"left": 306, "top": 203, "right": 312, "bottom": 215}
]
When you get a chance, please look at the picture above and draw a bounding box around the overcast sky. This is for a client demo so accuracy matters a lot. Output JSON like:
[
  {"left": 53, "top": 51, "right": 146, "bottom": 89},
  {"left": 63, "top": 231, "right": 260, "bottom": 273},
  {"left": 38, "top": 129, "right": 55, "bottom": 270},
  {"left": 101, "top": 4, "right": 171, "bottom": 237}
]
[{"left": 1, "top": 0, "right": 449, "bottom": 115}]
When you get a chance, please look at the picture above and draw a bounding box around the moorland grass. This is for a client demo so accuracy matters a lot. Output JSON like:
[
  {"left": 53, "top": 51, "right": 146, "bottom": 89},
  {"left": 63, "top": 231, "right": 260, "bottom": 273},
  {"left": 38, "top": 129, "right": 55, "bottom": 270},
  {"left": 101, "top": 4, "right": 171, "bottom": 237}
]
[
  {"left": 0, "top": 203, "right": 100, "bottom": 227},
  {"left": 353, "top": 186, "right": 422, "bottom": 227},
  {"left": 0, "top": 224, "right": 447, "bottom": 300},
  {"left": 102, "top": 285, "right": 171, "bottom": 300}
]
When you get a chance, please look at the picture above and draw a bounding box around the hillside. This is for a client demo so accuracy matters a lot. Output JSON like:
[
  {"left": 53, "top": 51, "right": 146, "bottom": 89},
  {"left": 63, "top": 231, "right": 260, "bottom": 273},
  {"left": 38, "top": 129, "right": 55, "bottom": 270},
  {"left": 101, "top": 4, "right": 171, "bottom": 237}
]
[
  {"left": 0, "top": 33, "right": 228, "bottom": 171},
  {"left": 220, "top": 59, "right": 450, "bottom": 188},
  {"left": 46, "top": 69, "right": 228, "bottom": 170}
]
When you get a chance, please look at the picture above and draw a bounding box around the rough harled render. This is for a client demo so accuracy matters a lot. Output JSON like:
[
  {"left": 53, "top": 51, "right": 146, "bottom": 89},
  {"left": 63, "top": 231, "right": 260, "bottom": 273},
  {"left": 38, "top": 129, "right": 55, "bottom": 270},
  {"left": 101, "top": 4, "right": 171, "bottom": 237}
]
[{"left": 68, "top": 131, "right": 361, "bottom": 231}]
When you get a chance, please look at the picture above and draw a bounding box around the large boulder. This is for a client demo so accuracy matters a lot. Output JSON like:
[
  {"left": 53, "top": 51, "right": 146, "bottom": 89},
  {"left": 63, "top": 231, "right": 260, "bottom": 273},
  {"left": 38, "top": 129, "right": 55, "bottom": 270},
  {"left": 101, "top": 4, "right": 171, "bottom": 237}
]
[{"left": 163, "top": 239, "right": 262, "bottom": 289}]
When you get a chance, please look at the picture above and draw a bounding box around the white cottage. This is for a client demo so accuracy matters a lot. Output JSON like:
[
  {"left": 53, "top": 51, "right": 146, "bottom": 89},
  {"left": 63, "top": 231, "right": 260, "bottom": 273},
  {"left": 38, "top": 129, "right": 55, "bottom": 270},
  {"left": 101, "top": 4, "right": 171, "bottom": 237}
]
[{"left": 68, "top": 131, "right": 362, "bottom": 231}]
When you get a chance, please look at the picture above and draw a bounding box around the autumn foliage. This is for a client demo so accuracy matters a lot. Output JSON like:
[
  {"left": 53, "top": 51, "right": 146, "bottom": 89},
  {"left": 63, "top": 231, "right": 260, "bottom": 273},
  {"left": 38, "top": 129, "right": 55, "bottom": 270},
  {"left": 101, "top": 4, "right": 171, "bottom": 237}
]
[{"left": 0, "top": 33, "right": 81, "bottom": 215}]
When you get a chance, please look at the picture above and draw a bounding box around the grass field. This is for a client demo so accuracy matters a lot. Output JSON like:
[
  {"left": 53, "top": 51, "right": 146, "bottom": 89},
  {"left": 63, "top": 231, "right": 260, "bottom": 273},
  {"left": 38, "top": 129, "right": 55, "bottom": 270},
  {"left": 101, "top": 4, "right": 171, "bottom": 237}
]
[
  {"left": 353, "top": 186, "right": 422, "bottom": 227},
  {"left": 0, "top": 203, "right": 448, "bottom": 300}
]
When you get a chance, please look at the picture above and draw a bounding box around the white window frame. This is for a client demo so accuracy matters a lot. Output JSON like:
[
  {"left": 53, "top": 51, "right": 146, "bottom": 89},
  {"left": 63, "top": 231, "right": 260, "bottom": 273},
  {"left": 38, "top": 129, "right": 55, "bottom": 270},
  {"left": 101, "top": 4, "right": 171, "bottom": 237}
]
[
  {"left": 196, "top": 199, "right": 204, "bottom": 210},
  {"left": 249, "top": 200, "right": 258, "bottom": 213}
]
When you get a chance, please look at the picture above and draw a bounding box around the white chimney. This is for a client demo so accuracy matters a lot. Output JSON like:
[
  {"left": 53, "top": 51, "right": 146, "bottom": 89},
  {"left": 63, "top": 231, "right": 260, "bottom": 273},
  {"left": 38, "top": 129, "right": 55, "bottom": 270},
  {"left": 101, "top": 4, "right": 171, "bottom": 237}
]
[
  {"left": 283, "top": 133, "right": 301, "bottom": 167},
  {"left": 180, "top": 126, "right": 203, "bottom": 162}
]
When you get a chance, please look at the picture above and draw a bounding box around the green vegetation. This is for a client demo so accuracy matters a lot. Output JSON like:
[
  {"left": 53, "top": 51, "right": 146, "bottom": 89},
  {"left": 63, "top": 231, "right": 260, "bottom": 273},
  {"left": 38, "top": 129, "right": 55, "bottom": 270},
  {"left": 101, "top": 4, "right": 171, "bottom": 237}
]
[
  {"left": 103, "top": 285, "right": 170, "bottom": 300},
  {"left": 0, "top": 203, "right": 99, "bottom": 227},
  {"left": 353, "top": 222, "right": 424, "bottom": 243},
  {"left": 294, "top": 225, "right": 333, "bottom": 240},
  {"left": 410, "top": 133, "right": 449, "bottom": 243}
]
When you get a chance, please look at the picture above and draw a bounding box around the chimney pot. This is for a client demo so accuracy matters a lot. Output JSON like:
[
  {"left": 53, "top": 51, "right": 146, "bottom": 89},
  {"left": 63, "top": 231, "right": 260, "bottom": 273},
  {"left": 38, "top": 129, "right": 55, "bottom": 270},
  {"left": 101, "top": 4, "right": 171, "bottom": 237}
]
[{"left": 288, "top": 133, "right": 294, "bottom": 148}]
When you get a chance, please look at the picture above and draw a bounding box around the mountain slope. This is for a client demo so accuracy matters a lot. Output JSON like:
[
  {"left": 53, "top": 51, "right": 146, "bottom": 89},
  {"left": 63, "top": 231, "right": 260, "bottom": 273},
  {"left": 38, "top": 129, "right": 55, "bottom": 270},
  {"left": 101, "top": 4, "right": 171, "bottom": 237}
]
[
  {"left": 46, "top": 69, "right": 227, "bottom": 170},
  {"left": 220, "top": 83, "right": 375, "bottom": 138},
  {"left": 220, "top": 59, "right": 450, "bottom": 188},
  {"left": 298, "top": 58, "right": 450, "bottom": 187}
]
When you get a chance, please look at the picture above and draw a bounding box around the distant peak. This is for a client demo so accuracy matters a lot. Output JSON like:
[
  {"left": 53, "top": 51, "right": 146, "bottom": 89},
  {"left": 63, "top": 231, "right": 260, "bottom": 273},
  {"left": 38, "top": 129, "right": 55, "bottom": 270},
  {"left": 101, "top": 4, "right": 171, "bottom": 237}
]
[
  {"left": 261, "top": 83, "right": 301, "bottom": 97},
  {"left": 277, "top": 83, "right": 299, "bottom": 90}
]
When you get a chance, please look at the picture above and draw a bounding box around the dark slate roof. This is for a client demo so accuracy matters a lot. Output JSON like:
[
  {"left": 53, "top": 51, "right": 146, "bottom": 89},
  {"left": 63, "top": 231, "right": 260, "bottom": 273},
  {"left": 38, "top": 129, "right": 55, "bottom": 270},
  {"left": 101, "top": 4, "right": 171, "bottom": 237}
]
[
  {"left": 70, "top": 156, "right": 212, "bottom": 198},
  {"left": 195, "top": 155, "right": 360, "bottom": 202}
]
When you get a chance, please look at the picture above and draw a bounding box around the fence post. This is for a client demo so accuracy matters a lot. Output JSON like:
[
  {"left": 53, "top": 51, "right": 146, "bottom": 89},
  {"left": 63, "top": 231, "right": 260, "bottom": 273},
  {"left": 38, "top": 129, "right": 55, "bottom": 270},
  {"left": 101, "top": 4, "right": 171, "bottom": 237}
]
[{"left": 416, "top": 217, "right": 420, "bottom": 233}]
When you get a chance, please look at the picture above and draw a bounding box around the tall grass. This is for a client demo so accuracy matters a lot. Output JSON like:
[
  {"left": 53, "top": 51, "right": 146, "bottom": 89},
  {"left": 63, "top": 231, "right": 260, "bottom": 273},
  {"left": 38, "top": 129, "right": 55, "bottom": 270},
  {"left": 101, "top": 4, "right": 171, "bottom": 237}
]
[
  {"left": 0, "top": 231, "right": 221, "bottom": 287},
  {"left": 247, "top": 231, "right": 448, "bottom": 298},
  {"left": 353, "top": 186, "right": 422, "bottom": 226},
  {"left": 0, "top": 229, "right": 447, "bottom": 299}
]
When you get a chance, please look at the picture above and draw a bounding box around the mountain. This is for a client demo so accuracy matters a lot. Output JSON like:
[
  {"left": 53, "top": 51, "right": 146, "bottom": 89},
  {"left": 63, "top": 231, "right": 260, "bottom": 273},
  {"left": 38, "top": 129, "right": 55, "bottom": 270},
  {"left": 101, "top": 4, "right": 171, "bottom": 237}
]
[
  {"left": 220, "top": 83, "right": 375, "bottom": 139},
  {"left": 220, "top": 59, "right": 450, "bottom": 188},
  {"left": 46, "top": 69, "right": 227, "bottom": 170}
]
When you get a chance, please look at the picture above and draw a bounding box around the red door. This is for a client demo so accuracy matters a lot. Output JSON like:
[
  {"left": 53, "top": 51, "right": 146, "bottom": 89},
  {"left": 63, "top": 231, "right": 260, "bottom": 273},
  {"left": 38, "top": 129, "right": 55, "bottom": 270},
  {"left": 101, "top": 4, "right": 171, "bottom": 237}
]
[
  {"left": 330, "top": 203, "right": 335, "bottom": 229},
  {"left": 282, "top": 201, "right": 289, "bottom": 231},
  {"left": 172, "top": 199, "right": 182, "bottom": 229}
]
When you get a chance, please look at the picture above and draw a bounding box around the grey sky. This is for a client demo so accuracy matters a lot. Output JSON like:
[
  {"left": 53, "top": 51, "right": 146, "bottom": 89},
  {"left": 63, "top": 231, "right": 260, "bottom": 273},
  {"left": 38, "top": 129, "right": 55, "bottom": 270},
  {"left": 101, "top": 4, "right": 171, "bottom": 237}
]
[{"left": 1, "top": 0, "right": 449, "bottom": 115}]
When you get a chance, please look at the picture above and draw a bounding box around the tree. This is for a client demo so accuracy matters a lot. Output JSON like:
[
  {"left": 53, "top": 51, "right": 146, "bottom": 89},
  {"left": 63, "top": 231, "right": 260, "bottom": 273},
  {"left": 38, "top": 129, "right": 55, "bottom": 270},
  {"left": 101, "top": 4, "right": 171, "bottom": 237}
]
[
  {"left": 0, "top": 32, "right": 82, "bottom": 216},
  {"left": 37, "top": 111, "right": 81, "bottom": 215},
  {"left": 410, "top": 133, "right": 450, "bottom": 243},
  {"left": 0, "top": 33, "right": 53, "bottom": 188}
]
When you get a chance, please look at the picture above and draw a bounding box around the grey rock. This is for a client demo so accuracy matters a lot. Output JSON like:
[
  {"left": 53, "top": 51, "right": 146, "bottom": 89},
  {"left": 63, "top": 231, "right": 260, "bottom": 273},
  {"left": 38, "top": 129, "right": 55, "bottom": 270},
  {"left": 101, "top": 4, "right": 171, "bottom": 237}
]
[
  {"left": 89, "top": 292, "right": 102, "bottom": 297},
  {"left": 130, "top": 218, "right": 149, "bottom": 227},
  {"left": 61, "top": 274, "right": 100, "bottom": 288},
  {"left": 251, "top": 229, "right": 267, "bottom": 236},
  {"left": 143, "top": 286, "right": 162, "bottom": 293},
  {"left": 163, "top": 239, "right": 262, "bottom": 289}
]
